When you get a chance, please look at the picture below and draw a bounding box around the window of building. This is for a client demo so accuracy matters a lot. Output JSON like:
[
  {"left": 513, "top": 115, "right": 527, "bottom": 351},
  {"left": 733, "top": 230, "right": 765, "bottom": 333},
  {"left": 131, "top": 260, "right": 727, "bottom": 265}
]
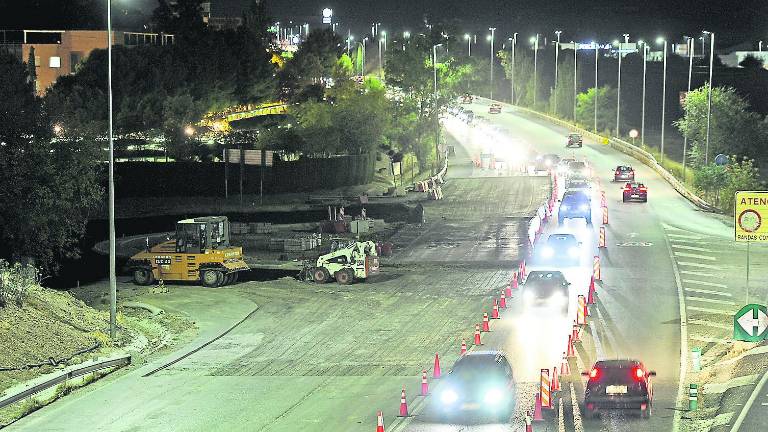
[
  {"left": 34, "top": 56, "right": 40, "bottom": 67},
  {"left": 49, "top": 56, "right": 61, "bottom": 68},
  {"left": 70, "top": 52, "right": 82, "bottom": 74}
]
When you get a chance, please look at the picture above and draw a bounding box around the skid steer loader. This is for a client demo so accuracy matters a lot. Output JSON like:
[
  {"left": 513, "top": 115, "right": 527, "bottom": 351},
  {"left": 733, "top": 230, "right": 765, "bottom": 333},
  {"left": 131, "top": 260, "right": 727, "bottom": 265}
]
[
  {"left": 311, "top": 239, "right": 379, "bottom": 284},
  {"left": 126, "top": 216, "right": 249, "bottom": 287}
]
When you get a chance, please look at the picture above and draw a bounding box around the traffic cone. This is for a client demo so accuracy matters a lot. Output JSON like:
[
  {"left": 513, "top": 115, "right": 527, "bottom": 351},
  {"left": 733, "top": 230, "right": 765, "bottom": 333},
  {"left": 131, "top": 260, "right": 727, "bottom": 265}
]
[
  {"left": 474, "top": 324, "right": 482, "bottom": 345},
  {"left": 521, "top": 260, "right": 527, "bottom": 278},
  {"left": 525, "top": 411, "right": 533, "bottom": 432},
  {"left": 512, "top": 274, "right": 519, "bottom": 290},
  {"left": 588, "top": 277, "right": 596, "bottom": 304},
  {"left": 506, "top": 282, "right": 513, "bottom": 297},
  {"left": 572, "top": 322, "right": 580, "bottom": 342},
  {"left": 433, "top": 353, "right": 441, "bottom": 379},
  {"left": 567, "top": 335, "right": 575, "bottom": 357},
  {"left": 460, "top": 340, "right": 467, "bottom": 355},
  {"left": 376, "top": 410, "right": 385, "bottom": 432},
  {"left": 491, "top": 299, "right": 500, "bottom": 319},
  {"left": 561, "top": 353, "right": 571, "bottom": 375},
  {"left": 552, "top": 366, "right": 561, "bottom": 392},
  {"left": 500, "top": 291, "right": 507, "bottom": 308},
  {"left": 533, "top": 393, "right": 544, "bottom": 421},
  {"left": 482, "top": 313, "right": 490, "bottom": 332},
  {"left": 398, "top": 386, "right": 409, "bottom": 417},
  {"left": 421, "top": 370, "right": 429, "bottom": 396}
]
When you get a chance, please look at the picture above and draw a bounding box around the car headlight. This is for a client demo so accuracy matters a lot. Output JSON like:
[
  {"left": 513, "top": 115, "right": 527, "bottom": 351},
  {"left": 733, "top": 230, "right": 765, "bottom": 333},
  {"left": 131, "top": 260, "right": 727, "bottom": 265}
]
[
  {"left": 581, "top": 169, "right": 589, "bottom": 176},
  {"left": 541, "top": 246, "right": 554, "bottom": 258},
  {"left": 550, "top": 291, "right": 567, "bottom": 305},
  {"left": 545, "top": 159, "right": 553, "bottom": 167},
  {"left": 579, "top": 204, "right": 589, "bottom": 211},
  {"left": 441, "top": 389, "right": 458, "bottom": 404},
  {"left": 560, "top": 205, "right": 569, "bottom": 211},
  {"left": 568, "top": 247, "right": 580, "bottom": 257},
  {"left": 484, "top": 388, "right": 505, "bottom": 405},
  {"left": 523, "top": 291, "right": 534, "bottom": 303}
]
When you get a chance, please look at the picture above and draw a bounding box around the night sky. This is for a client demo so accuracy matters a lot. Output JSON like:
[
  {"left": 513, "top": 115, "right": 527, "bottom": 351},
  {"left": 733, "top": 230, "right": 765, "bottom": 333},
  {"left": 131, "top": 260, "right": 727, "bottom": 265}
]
[{"left": 1, "top": 0, "right": 765, "bottom": 47}]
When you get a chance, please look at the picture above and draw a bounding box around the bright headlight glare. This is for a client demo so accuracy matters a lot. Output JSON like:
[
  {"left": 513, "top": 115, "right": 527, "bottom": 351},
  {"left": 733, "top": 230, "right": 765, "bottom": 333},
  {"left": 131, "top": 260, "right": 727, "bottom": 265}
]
[
  {"left": 560, "top": 205, "right": 569, "bottom": 211},
  {"left": 550, "top": 291, "right": 567, "bottom": 305},
  {"left": 484, "top": 388, "right": 504, "bottom": 404},
  {"left": 579, "top": 204, "right": 589, "bottom": 211},
  {"left": 545, "top": 159, "right": 553, "bottom": 167},
  {"left": 523, "top": 291, "right": 534, "bottom": 303},
  {"left": 441, "top": 389, "right": 458, "bottom": 404},
  {"left": 568, "top": 247, "right": 579, "bottom": 257},
  {"left": 541, "top": 246, "right": 554, "bottom": 258}
]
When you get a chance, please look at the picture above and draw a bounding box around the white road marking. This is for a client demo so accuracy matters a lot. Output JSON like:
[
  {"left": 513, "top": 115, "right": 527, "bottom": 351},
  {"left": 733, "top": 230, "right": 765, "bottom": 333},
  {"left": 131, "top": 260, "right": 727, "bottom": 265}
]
[
  {"left": 559, "top": 397, "right": 566, "bottom": 432},
  {"left": 569, "top": 382, "right": 584, "bottom": 432},
  {"left": 687, "top": 296, "right": 736, "bottom": 305},
  {"left": 683, "top": 279, "right": 729, "bottom": 289},
  {"left": 690, "top": 335, "right": 732, "bottom": 344},
  {"left": 681, "top": 270, "right": 723, "bottom": 278},
  {"left": 674, "top": 252, "right": 718, "bottom": 261},
  {"left": 667, "top": 233, "right": 704, "bottom": 240},
  {"left": 688, "top": 319, "right": 732, "bottom": 330},
  {"left": 672, "top": 244, "right": 715, "bottom": 253},
  {"left": 662, "top": 223, "right": 684, "bottom": 231},
  {"left": 684, "top": 287, "right": 733, "bottom": 297},
  {"left": 678, "top": 261, "right": 721, "bottom": 270},
  {"left": 688, "top": 306, "right": 734, "bottom": 315}
]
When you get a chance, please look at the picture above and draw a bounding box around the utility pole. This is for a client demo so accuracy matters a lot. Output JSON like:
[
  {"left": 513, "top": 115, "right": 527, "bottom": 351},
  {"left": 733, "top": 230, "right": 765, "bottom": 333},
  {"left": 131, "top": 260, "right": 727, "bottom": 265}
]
[
  {"left": 554, "top": 30, "right": 562, "bottom": 115},
  {"left": 533, "top": 33, "right": 539, "bottom": 107},
  {"left": 616, "top": 33, "right": 629, "bottom": 137},
  {"left": 489, "top": 28, "right": 496, "bottom": 100},
  {"left": 511, "top": 33, "right": 517, "bottom": 105},
  {"left": 433, "top": 43, "right": 443, "bottom": 174},
  {"left": 704, "top": 31, "right": 715, "bottom": 165},
  {"left": 683, "top": 37, "right": 694, "bottom": 179},
  {"left": 573, "top": 41, "right": 577, "bottom": 120},
  {"left": 594, "top": 42, "right": 599, "bottom": 132},
  {"left": 660, "top": 38, "right": 668, "bottom": 163},
  {"left": 641, "top": 41, "right": 648, "bottom": 146},
  {"left": 106, "top": 0, "right": 117, "bottom": 339}
]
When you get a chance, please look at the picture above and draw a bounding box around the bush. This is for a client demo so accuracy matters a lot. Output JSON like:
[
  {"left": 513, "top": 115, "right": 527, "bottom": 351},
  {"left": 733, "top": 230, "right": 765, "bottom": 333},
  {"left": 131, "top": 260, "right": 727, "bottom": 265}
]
[{"left": 0, "top": 260, "right": 38, "bottom": 308}]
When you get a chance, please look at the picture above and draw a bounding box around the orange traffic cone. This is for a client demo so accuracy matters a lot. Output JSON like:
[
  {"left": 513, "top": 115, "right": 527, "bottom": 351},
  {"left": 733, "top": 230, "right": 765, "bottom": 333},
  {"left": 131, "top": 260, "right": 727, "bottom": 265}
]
[
  {"left": 512, "top": 275, "right": 519, "bottom": 290},
  {"left": 588, "top": 277, "right": 596, "bottom": 304},
  {"left": 521, "top": 260, "right": 527, "bottom": 278},
  {"left": 376, "top": 410, "right": 385, "bottom": 432},
  {"left": 572, "top": 322, "right": 580, "bottom": 342},
  {"left": 433, "top": 353, "right": 441, "bottom": 379},
  {"left": 525, "top": 411, "right": 533, "bottom": 432},
  {"left": 421, "top": 370, "right": 429, "bottom": 396},
  {"left": 491, "top": 299, "right": 500, "bottom": 319},
  {"left": 460, "top": 340, "right": 467, "bottom": 355},
  {"left": 533, "top": 393, "right": 544, "bottom": 421},
  {"left": 500, "top": 291, "right": 507, "bottom": 308},
  {"left": 398, "top": 386, "right": 409, "bottom": 417},
  {"left": 561, "top": 353, "right": 571, "bottom": 376},
  {"left": 567, "top": 335, "right": 575, "bottom": 357},
  {"left": 482, "top": 313, "right": 490, "bottom": 332},
  {"left": 474, "top": 324, "right": 482, "bottom": 345},
  {"left": 552, "top": 366, "right": 561, "bottom": 392}
]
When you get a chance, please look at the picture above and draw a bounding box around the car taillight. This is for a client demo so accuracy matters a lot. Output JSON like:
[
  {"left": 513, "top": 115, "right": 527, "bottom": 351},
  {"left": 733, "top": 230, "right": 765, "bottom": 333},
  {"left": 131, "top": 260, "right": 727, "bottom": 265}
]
[
  {"left": 633, "top": 367, "right": 645, "bottom": 380},
  {"left": 589, "top": 368, "right": 600, "bottom": 380},
  {"left": 615, "top": 170, "right": 620, "bottom": 175},
  {"left": 624, "top": 186, "right": 631, "bottom": 191},
  {"left": 639, "top": 187, "right": 647, "bottom": 191}
]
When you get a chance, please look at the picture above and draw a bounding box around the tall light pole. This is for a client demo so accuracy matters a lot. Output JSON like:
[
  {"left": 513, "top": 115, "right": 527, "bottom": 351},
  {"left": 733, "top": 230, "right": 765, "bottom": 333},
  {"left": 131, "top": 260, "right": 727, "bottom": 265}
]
[
  {"left": 573, "top": 41, "right": 577, "bottom": 120},
  {"left": 433, "top": 43, "right": 443, "bottom": 173},
  {"left": 594, "top": 41, "right": 599, "bottom": 132},
  {"left": 106, "top": 0, "right": 117, "bottom": 339},
  {"left": 346, "top": 34, "right": 353, "bottom": 54},
  {"left": 683, "top": 36, "right": 694, "bottom": 179},
  {"left": 532, "top": 34, "right": 539, "bottom": 107},
  {"left": 465, "top": 34, "right": 471, "bottom": 56},
  {"left": 361, "top": 37, "right": 368, "bottom": 76},
  {"left": 378, "top": 37, "right": 383, "bottom": 77},
  {"left": 554, "top": 30, "right": 562, "bottom": 115},
  {"left": 658, "top": 37, "right": 668, "bottom": 163},
  {"left": 489, "top": 28, "right": 496, "bottom": 100},
  {"left": 403, "top": 31, "right": 410, "bottom": 51},
  {"left": 511, "top": 33, "right": 517, "bottom": 105},
  {"left": 616, "top": 33, "right": 629, "bottom": 137},
  {"left": 382, "top": 30, "right": 387, "bottom": 53},
  {"left": 704, "top": 30, "right": 715, "bottom": 164},
  {"left": 640, "top": 41, "right": 648, "bottom": 147}
]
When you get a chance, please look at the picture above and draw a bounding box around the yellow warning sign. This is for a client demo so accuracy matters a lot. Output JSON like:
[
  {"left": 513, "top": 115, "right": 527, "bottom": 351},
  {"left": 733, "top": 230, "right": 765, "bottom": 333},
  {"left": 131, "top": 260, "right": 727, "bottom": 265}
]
[{"left": 735, "top": 191, "right": 768, "bottom": 242}]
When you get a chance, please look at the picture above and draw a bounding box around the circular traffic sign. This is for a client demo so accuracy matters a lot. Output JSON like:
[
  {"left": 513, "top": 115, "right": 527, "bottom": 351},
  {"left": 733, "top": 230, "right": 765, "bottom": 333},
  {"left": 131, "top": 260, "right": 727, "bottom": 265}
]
[
  {"left": 738, "top": 209, "right": 761, "bottom": 233},
  {"left": 714, "top": 154, "right": 729, "bottom": 166}
]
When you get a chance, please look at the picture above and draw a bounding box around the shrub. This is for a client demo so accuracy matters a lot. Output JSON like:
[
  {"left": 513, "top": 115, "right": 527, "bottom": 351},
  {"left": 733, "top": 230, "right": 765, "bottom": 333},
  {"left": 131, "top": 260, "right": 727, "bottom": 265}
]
[{"left": 0, "top": 260, "right": 38, "bottom": 308}]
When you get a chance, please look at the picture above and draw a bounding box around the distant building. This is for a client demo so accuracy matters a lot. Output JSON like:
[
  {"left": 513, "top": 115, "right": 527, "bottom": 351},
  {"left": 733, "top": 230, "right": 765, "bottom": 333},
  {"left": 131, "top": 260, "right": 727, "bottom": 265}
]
[
  {"left": 0, "top": 29, "right": 173, "bottom": 95},
  {"left": 207, "top": 16, "right": 244, "bottom": 31}
]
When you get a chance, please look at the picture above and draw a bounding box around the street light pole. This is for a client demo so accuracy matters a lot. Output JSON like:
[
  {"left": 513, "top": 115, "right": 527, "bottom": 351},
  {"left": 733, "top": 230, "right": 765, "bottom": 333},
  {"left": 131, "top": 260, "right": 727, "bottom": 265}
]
[
  {"left": 465, "top": 34, "right": 471, "bottom": 57},
  {"left": 659, "top": 38, "right": 668, "bottom": 163},
  {"left": 361, "top": 38, "right": 368, "bottom": 76},
  {"left": 533, "top": 33, "right": 539, "bottom": 107},
  {"left": 683, "top": 37, "right": 694, "bottom": 179},
  {"left": 106, "top": 0, "right": 117, "bottom": 339},
  {"left": 704, "top": 31, "right": 715, "bottom": 165},
  {"left": 554, "top": 31, "right": 562, "bottom": 115},
  {"left": 433, "top": 43, "right": 443, "bottom": 174},
  {"left": 378, "top": 38, "right": 383, "bottom": 77},
  {"left": 573, "top": 41, "right": 577, "bottom": 120},
  {"left": 489, "top": 28, "right": 496, "bottom": 100},
  {"left": 641, "top": 41, "right": 648, "bottom": 147},
  {"left": 616, "top": 33, "right": 629, "bottom": 137},
  {"left": 594, "top": 41, "right": 598, "bottom": 132},
  {"left": 511, "top": 33, "right": 517, "bottom": 105}
]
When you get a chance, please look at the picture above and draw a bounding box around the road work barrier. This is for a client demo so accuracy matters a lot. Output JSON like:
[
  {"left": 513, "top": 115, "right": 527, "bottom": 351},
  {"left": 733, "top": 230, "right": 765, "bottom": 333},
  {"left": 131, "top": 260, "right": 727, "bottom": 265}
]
[
  {"left": 602, "top": 207, "right": 609, "bottom": 225},
  {"left": 588, "top": 277, "right": 597, "bottom": 304},
  {"left": 599, "top": 226, "right": 606, "bottom": 248},
  {"left": 474, "top": 96, "right": 720, "bottom": 213},
  {"left": 500, "top": 290, "right": 507, "bottom": 308},
  {"left": 593, "top": 255, "right": 601, "bottom": 281},
  {"left": 540, "top": 369, "right": 552, "bottom": 409}
]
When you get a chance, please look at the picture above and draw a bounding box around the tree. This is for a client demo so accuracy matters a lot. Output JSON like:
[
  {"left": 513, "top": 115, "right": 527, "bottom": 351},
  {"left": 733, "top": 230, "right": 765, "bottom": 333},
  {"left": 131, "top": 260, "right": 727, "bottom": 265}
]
[
  {"left": 549, "top": 55, "right": 575, "bottom": 119},
  {"left": 575, "top": 86, "right": 619, "bottom": 132},
  {"left": 675, "top": 86, "right": 768, "bottom": 167},
  {"left": 739, "top": 55, "right": 764, "bottom": 70},
  {"left": 0, "top": 52, "right": 101, "bottom": 272},
  {"left": 152, "top": 0, "right": 207, "bottom": 42},
  {"left": 721, "top": 158, "right": 764, "bottom": 211},
  {"left": 280, "top": 28, "right": 343, "bottom": 98},
  {"left": 27, "top": 47, "right": 37, "bottom": 94},
  {"left": 499, "top": 48, "right": 535, "bottom": 106}
]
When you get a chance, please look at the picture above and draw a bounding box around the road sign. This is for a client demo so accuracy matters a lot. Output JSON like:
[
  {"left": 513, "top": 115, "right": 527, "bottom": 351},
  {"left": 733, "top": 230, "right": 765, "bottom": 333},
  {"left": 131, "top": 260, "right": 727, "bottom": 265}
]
[
  {"left": 714, "top": 154, "right": 729, "bottom": 166},
  {"left": 735, "top": 191, "right": 768, "bottom": 242},
  {"left": 733, "top": 304, "right": 768, "bottom": 342}
]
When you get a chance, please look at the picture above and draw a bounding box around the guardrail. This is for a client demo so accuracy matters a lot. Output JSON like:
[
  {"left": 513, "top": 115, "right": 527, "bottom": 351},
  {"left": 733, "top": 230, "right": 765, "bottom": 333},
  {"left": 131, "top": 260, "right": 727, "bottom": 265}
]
[
  {"left": 475, "top": 97, "right": 719, "bottom": 213},
  {"left": 0, "top": 355, "right": 131, "bottom": 410}
]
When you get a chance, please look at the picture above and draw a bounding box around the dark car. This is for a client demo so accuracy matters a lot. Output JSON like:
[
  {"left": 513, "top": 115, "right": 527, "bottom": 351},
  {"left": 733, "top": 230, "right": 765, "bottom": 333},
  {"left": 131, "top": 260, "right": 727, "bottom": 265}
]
[
  {"left": 567, "top": 161, "right": 590, "bottom": 180},
  {"left": 533, "top": 154, "right": 560, "bottom": 171},
  {"left": 582, "top": 359, "right": 656, "bottom": 419},
  {"left": 438, "top": 351, "right": 516, "bottom": 422},
  {"left": 520, "top": 270, "right": 570, "bottom": 312},
  {"left": 537, "top": 233, "right": 582, "bottom": 266},
  {"left": 566, "top": 133, "right": 583, "bottom": 148},
  {"left": 622, "top": 182, "right": 648, "bottom": 202},
  {"left": 613, "top": 166, "right": 635, "bottom": 182},
  {"left": 558, "top": 190, "right": 592, "bottom": 225}
]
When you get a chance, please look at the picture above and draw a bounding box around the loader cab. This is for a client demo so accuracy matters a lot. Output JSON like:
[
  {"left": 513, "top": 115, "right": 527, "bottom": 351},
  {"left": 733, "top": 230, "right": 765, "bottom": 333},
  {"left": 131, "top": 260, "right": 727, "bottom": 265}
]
[{"left": 175, "top": 216, "right": 230, "bottom": 254}]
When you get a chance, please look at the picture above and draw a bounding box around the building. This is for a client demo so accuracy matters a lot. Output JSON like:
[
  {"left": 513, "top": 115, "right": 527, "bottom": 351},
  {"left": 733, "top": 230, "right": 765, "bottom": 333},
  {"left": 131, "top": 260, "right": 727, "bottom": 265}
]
[{"left": 0, "top": 29, "right": 173, "bottom": 95}]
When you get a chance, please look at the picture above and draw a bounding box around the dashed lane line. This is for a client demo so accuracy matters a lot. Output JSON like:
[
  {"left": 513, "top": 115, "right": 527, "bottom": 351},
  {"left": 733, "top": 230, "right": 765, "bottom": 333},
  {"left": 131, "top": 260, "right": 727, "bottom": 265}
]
[
  {"left": 688, "top": 306, "right": 734, "bottom": 315},
  {"left": 688, "top": 319, "right": 732, "bottom": 330},
  {"left": 684, "top": 287, "right": 733, "bottom": 297},
  {"left": 667, "top": 233, "right": 705, "bottom": 240},
  {"left": 690, "top": 335, "right": 733, "bottom": 344},
  {"left": 674, "top": 252, "right": 718, "bottom": 261},
  {"left": 677, "top": 261, "right": 721, "bottom": 270},
  {"left": 682, "top": 279, "right": 729, "bottom": 289},
  {"left": 672, "top": 244, "right": 715, "bottom": 253},
  {"left": 687, "top": 296, "right": 737, "bottom": 306},
  {"left": 680, "top": 270, "right": 723, "bottom": 278}
]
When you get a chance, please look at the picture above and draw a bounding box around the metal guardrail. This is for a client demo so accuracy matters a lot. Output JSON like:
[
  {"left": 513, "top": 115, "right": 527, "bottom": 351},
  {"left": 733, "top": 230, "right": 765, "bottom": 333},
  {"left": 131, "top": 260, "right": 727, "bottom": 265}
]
[
  {"left": 0, "top": 355, "right": 131, "bottom": 410},
  {"left": 475, "top": 97, "right": 719, "bottom": 213}
]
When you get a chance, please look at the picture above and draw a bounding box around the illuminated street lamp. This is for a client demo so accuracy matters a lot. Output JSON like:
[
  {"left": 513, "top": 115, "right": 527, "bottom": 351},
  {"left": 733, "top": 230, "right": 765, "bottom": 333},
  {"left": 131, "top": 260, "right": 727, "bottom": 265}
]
[
  {"left": 465, "top": 34, "right": 471, "bottom": 56},
  {"left": 184, "top": 125, "right": 195, "bottom": 137},
  {"left": 53, "top": 123, "right": 64, "bottom": 136},
  {"left": 616, "top": 33, "right": 629, "bottom": 137},
  {"left": 657, "top": 37, "right": 668, "bottom": 163}
]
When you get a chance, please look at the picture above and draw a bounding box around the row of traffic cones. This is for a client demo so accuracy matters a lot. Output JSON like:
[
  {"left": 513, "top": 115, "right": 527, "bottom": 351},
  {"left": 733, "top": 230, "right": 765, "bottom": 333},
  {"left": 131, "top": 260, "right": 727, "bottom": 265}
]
[{"left": 377, "top": 352, "right": 442, "bottom": 430}]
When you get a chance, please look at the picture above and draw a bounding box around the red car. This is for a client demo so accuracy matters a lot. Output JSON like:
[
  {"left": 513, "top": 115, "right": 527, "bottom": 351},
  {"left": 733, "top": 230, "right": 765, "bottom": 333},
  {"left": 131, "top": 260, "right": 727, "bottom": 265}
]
[{"left": 622, "top": 182, "right": 647, "bottom": 202}]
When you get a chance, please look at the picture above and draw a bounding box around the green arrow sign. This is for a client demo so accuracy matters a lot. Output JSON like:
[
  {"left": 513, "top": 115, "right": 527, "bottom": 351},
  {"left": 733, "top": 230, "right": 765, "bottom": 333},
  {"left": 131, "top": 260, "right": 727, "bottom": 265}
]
[{"left": 734, "top": 304, "right": 768, "bottom": 342}]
